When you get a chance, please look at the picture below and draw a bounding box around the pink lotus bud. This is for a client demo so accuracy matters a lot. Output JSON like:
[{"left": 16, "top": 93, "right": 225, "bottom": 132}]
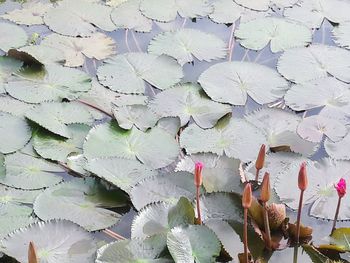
[
  {"left": 335, "top": 178, "right": 346, "bottom": 198},
  {"left": 298, "top": 162, "right": 308, "bottom": 191},
  {"left": 194, "top": 162, "right": 203, "bottom": 187},
  {"left": 255, "top": 144, "right": 266, "bottom": 171},
  {"left": 242, "top": 183, "right": 252, "bottom": 209}
]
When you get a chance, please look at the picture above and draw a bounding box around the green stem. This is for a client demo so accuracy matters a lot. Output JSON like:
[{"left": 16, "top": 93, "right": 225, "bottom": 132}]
[
  {"left": 263, "top": 202, "right": 272, "bottom": 249},
  {"left": 244, "top": 208, "right": 249, "bottom": 263},
  {"left": 255, "top": 169, "right": 260, "bottom": 181},
  {"left": 332, "top": 197, "right": 342, "bottom": 234},
  {"left": 296, "top": 190, "right": 304, "bottom": 244},
  {"left": 196, "top": 186, "right": 202, "bottom": 224}
]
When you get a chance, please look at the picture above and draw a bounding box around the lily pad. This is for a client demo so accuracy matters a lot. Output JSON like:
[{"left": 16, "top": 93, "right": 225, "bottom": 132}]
[
  {"left": 326, "top": 228, "right": 350, "bottom": 252},
  {"left": 176, "top": 153, "right": 242, "bottom": 193},
  {"left": 277, "top": 45, "right": 350, "bottom": 83},
  {"left": 198, "top": 61, "right": 288, "bottom": 105},
  {"left": 44, "top": 0, "right": 115, "bottom": 37},
  {"left": 0, "top": 22, "right": 28, "bottom": 52},
  {"left": 148, "top": 28, "right": 227, "bottom": 65},
  {"left": 41, "top": 33, "right": 117, "bottom": 67},
  {"left": 234, "top": 0, "right": 298, "bottom": 11},
  {"left": 0, "top": 111, "right": 31, "bottom": 154},
  {"left": 8, "top": 45, "right": 64, "bottom": 65},
  {"left": 130, "top": 172, "right": 197, "bottom": 210},
  {"left": 0, "top": 56, "right": 22, "bottom": 94},
  {"left": 0, "top": 152, "right": 64, "bottom": 190},
  {"left": 25, "top": 102, "right": 94, "bottom": 139},
  {"left": 33, "top": 178, "right": 127, "bottom": 231},
  {"left": 0, "top": 96, "right": 33, "bottom": 117},
  {"left": 139, "top": 0, "right": 212, "bottom": 22},
  {"left": 245, "top": 108, "right": 319, "bottom": 156},
  {"left": 111, "top": 0, "right": 153, "bottom": 32},
  {"left": 333, "top": 21, "right": 350, "bottom": 49},
  {"left": 235, "top": 17, "right": 312, "bottom": 53},
  {"left": 324, "top": 132, "right": 350, "bottom": 160},
  {"left": 97, "top": 53, "right": 183, "bottom": 94},
  {"left": 5, "top": 64, "right": 92, "bottom": 103},
  {"left": 180, "top": 117, "right": 267, "bottom": 162},
  {"left": 284, "top": 0, "right": 350, "bottom": 29},
  {"left": 83, "top": 121, "right": 179, "bottom": 169},
  {"left": 0, "top": 220, "right": 97, "bottom": 263},
  {"left": 149, "top": 83, "right": 231, "bottom": 129},
  {"left": 86, "top": 157, "right": 157, "bottom": 194},
  {"left": 0, "top": 216, "right": 37, "bottom": 240},
  {"left": 1, "top": 1, "right": 51, "bottom": 25},
  {"left": 167, "top": 225, "right": 221, "bottom": 263},
  {"left": 33, "top": 124, "right": 91, "bottom": 162}
]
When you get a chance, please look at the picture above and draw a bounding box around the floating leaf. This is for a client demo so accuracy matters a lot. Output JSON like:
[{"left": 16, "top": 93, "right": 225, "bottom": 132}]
[
  {"left": 0, "top": 111, "right": 31, "bottom": 154},
  {"left": 198, "top": 61, "right": 288, "bottom": 105},
  {"left": 8, "top": 45, "right": 64, "bottom": 65},
  {"left": 277, "top": 45, "right": 350, "bottom": 83},
  {"left": 44, "top": 0, "right": 115, "bottom": 37},
  {"left": 245, "top": 108, "right": 319, "bottom": 156},
  {"left": 25, "top": 102, "right": 93, "bottom": 139},
  {"left": 1, "top": 1, "right": 51, "bottom": 25},
  {"left": 0, "top": 216, "right": 37, "bottom": 240},
  {"left": 180, "top": 118, "right": 267, "bottom": 162},
  {"left": 167, "top": 225, "right": 221, "bottom": 263},
  {"left": 33, "top": 124, "right": 91, "bottom": 162},
  {"left": 130, "top": 172, "right": 196, "bottom": 210},
  {"left": 41, "top": 33, "right": 117, "bottom": 67},
  {"left": 111, "top": 0, "right": 153, "bottom": 32},
  {"left": 0, "top": 152, "right": 64, "bottom": 190},
  {"left": 333, "top": 21, "right": 350, "bottom": 49},
  {"left": 0, "top": 56, "right": 22, "bottom": 94},
  {"left": 303, "top": 244, "right": 335, "bottom": 263},
  {"left": 96, "top": 237, "right": 171, "bottom": 263},
  {"left": 284, "top": 0, "right": 350, "bottom": 29},
  {"left": 97, "top": 53, "right": 183, "bottom": 94},
  {"left": 5, "top": 65, "right": 92, "bottom": 103},
  {"left": 176, "top": 153, "right": 242, "bottom": 193},
  {"left": 0, "top": 96, "right": 33, "bottom": 118},
  {"left": 297, "top": 115, "right": 347, "bottom": 143},
  {"left": 324, "top": 132, "right": 350, "bottom": 160},
  {"left": 0, "top": 220, "right": 97, "bottom": 263},
  {"left": 209, "top": 0, "right": 261, "bottom": 24},
  {"left": 66, "top": 154, "right": 90, "bottom": 176},
  {"left": 199, "top": 193, "right": 243, "bottom": 223},
  {"left": 275, "top": 158, "right": 350, "bottom": 220},
  {"left": 234, "top": 0, "right": 298, "bottom": 11},
  {"left": 139, "top": 0, "right": 212, "bottom": 22},
  {"left": 34, "top": 178, "right": 127, "bottom": 231},
  {"left": 235, "top": 17, "right": 312, "bottom": 53},
  {"left": 83, "top": 121, "right": 179, "bottom": 169},
  {"left": 149, "top": 83, "right": 231, "bottom": 129},
  {"left": 86, "top": 157, "right": 157, "bottom": 194},
  {"left": 148, "top": 28, "right": 227, "bottom": 65},
  {"left": 0, "top": 22, "right": 28, "bottom": 52},
  {"left": 325, "top": 228, "right": 350, "bottom": 252},
  {"left": 156, "top": 117, "right": 181, "bottom": 137}
]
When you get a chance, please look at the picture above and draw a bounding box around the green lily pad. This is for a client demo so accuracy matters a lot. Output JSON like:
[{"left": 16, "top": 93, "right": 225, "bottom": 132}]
[
  {"left": 149, "top": 83, "right": 231, "bottom": 129},
  {"left": 0, "top": 220, "right": 97, "bottom": 263},
  {"left": 33, "top": 124, "right": 91, "bottom": 162},
  {"left": 0, "top": 56, "right": 22, "bottom": 94},
  {"left": 0, "top": 216, "right": 37, "bottom": 240},
  {"left": 148, "top": 28, "right": 227, "bottom": 65},
  {"left": 86, "top": 157, "right": 157, "bottom": 194},
  {"left": 235, "top": 17, "right": 312, "bottom": 53},
  {"left": 326, "top": 228, "right": 350, "bottom": 252},
  {"left": 234, "top": 0, "right": 298, "bottom": 11},
  {"left": 167, "top": 225, "right": 221, "bottom": 263},
  {"left": 25, "top": 102, "right": 94, "bottom": 139},
  {"left": 180, "top": 117, "right": 267, "bottom": 162},
  {"left": 83, "top": 121, "right": 179, "bottom": 169},
  {"left": 333, "top": 21, "right": 350, "bottom": 49},
  {"left": 324, "top": 131, "right": 350, "bottom": 160},
  {"left": 97, "top": 52, "right": 183, "bottom": 94},
  {"left": 33, "top": 178, "right": 127, "bottom": 231},
  {"left": 5, "top": 64, "right": 92, "bottom": 103},
  {"left": 0, "top": 152, "right": 64, "bottom": 190},
  {"left": 41, "top": 33, "right": 117, "bottom": 67},
  {"left": 111, "top": 0, "right": 153, "bottom": 32},
  {"left": 0, "top": 95, "right": 33, "bottom": 117},
  {"left": 198, "top": 61, "right": 288, "bottom": 105},
  {"left": 139, "top": 0, "right": 212, "bottom": 22},
  {"left": 0, "top": 22, "right": 28, "bottom": 52}
]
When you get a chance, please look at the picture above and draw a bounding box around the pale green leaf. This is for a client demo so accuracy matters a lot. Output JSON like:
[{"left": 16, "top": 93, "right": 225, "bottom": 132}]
[{"left": 0, "top": 22, "right": 28, "bottom": 52}]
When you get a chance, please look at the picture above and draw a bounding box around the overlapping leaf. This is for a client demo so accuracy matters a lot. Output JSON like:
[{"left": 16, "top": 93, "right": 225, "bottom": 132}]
[
  {"left": 234, "top": 0, "right": 298, "bottom": 11},
  {"left": 0, "top": 22, "right": 28, "bottom": 52},
  {"left": 83, "top": 121, "right": 179, "bottom": 169},
  {"left": 140, "top": 0, "right": 212, "bottom": 22},
  {"left": 0, "top": 56, "right": 22, "bottom": 94},
  {"left": 0, "top": 96, "right": 33, "bottom": 117},
  {"left": 33, "top": 178, "right": 127, "bottom": 231},
  {"left": 97, "top": 53, "right": 183, "bottom": 94},
  {"left": 180, "top": 117, "right": 267, "bottom": 162},
  {"left": 148, "top": 28, "right": 227, "bottom": 65},
  {"left": 235, "top": 17, "right": 312, "bottom": 53},
  {"left": 149, "top": 83, "right": 231, "bottom": 128},
  {"left": 198, "top": 61, "right": 288, "bottom": 105}
]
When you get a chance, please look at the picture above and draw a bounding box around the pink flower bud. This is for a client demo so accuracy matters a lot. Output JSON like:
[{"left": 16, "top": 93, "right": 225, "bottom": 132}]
[
  {"left": 335, "top": 178, "right": 346, "bottom": 198},
  {"left": 298, "top": 162, "right": 308, "bottom": 191},
  {"left": 255, "top": 144, "right": 266, "bottom": 171},
  {"left": 194, "top": 162, "right": 203, "bottom": 187}
]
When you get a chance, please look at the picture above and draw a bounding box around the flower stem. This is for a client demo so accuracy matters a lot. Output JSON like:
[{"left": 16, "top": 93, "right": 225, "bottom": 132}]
[
  {"left": 196, "top": 186, "right": 202, "bottom": 224},
  {"left": 255, "top": 169, "right": 260, "bottom": 181},
  {"left": 332, "top": 197, "right": 342, "bottom": 234},
  {"left": 243, "top": 208, "right": 249, "bottom": 263},
  {"left": 263, "top": 202, "right": 272, "bottom": 249},
  {"left": 296, "top": 190, "right": 304, "bottom": 244}
]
